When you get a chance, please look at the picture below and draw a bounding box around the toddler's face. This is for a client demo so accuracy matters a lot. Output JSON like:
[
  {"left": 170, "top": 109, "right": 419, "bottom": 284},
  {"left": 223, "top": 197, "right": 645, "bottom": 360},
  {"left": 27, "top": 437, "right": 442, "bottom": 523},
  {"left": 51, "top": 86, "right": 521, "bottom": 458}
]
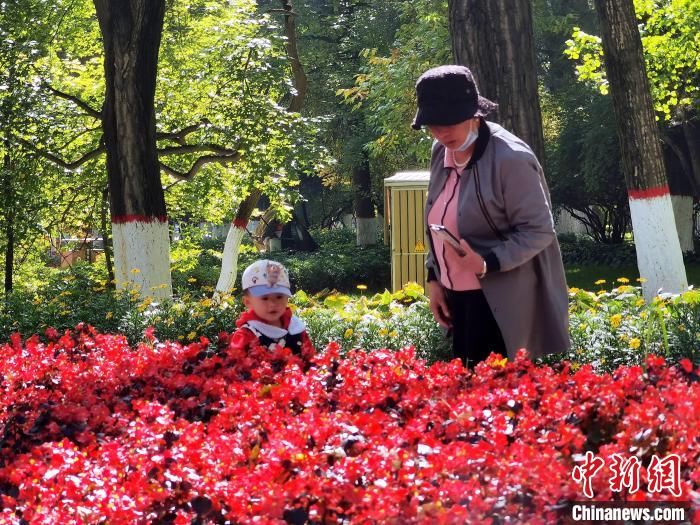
[{"left": 244, "top": 293, "right": 289, "bottom": 326}]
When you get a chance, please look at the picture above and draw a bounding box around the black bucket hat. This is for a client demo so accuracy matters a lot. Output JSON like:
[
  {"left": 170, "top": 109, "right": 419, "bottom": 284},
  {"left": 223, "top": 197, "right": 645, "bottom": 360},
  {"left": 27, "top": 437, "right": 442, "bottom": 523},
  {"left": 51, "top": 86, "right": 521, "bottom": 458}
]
[{"left": 411, "top": 65, "right": 497, "bottom": 130}]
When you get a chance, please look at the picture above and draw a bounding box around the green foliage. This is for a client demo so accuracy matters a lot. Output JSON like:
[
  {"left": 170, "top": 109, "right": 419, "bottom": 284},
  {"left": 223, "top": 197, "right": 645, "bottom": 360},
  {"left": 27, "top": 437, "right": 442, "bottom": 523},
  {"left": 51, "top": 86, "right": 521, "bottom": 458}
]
[
  {"left": 337, "top": 0, "right": 451, "bottom": 173},
  {"left": 166, "top": 226, "right": 390, "bottom": 295},
  {"left": 547, "top": 89, "right": 629, "bottom": 244},
  {"left": 559, "top": 237, "right": 637, "bottom": 267},
  {"left": 235, "top": 228, "right": 391, "bottom": 294},
  {"left": 0, "top": 262, "right": 243, "bottom": 345},
  {"left": 3, "top": 259, "right": 700, "bottom": 372},
  {"left": 547, "top": 282, "right": 700, "bottom": 372},
  {"left": 564, "top": 0, "right": 700, "bottom": 122},
  {"left": 296, "top": 283, "right": 451, "bottom": 363},
  {"left": 5, "top": 0, "right": 330, "bottom": 291}
]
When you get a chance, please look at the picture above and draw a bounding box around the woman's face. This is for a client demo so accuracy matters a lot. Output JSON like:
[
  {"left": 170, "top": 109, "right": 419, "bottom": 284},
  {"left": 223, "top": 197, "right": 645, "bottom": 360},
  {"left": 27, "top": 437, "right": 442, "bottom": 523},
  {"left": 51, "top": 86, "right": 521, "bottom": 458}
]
[{"left": 427, "top": 118, "right": 476, "bottom": 149}]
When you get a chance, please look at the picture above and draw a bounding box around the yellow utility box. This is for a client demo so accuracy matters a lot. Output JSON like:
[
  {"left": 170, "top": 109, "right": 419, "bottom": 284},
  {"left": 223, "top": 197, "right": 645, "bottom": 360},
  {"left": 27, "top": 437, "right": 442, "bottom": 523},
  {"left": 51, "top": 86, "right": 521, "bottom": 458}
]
[{"left": 384, "top": 171, "right": 431, "bottom": 293}]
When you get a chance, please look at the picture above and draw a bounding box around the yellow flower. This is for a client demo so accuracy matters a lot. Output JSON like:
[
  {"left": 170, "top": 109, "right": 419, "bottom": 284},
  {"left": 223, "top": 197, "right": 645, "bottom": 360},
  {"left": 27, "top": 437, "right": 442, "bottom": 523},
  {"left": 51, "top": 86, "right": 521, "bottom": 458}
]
[
  {"left": 344, "top": 328, "right": 354, "bottom": 339},
  {"left": 130, "top": 268, "right": 141, "bottom": 274},
  {"left": 635, "top": 298, "right": 645, "bottom": 307},
  {"left": 356, "top": 284, "right": 368, "bottom": 291},
  {"left": 187, "top": 331, "right": 197, "bottom": 340},
  {"left": 594, "top": 279, "right": 606, "bottom": 285},
  {"left": 389, "top": 330, "right": 398, "bottom": 338},
  {"left": 187, "top": 277, "right": 197, "bottom": 283},
  {"left": 490, "top": 357, "right": 508, "bottom": 369},
  {"left": 378, "top": 328, "right": 389, "bottom": 337},
  {"left": 610, "top": 313, "right": 622, "bottom": 328},
  {"left": 636, "top": 277, "right": 647, "bottom": 283},
  {"left": 629, "top": 338, "right": 641, "bottom": 349},
  {"left": 616, "top": 277, "right": 630, "bottom": 284}
]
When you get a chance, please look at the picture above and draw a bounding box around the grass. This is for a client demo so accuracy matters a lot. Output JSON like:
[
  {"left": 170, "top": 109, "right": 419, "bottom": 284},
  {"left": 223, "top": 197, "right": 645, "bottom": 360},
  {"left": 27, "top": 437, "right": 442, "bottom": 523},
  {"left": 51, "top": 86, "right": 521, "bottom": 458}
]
[{"left": 565, "top": 263, "right": 700, "bottom": 290}]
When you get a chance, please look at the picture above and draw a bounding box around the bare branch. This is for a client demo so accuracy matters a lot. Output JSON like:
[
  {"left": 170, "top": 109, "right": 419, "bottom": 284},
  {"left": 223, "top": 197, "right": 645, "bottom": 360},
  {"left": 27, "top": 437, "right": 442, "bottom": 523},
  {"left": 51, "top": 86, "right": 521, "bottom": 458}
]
[
  {"left": 158, "top": 143, "right": 234, "bottom": 156},
  {"left": 18, "top": 137, "right": 105, "bottom": 169},
  {"left": 159, "top": 152, "right": 241, "bottom": 181},
  {"left": 55, "top": 125, "right": 103, "bottom": 151},
  {"left": 45, "top": 85, "right": 102, "bottom": 119},
  {"left": 156, "top": 121, "right": 210, "bottom": 144}
]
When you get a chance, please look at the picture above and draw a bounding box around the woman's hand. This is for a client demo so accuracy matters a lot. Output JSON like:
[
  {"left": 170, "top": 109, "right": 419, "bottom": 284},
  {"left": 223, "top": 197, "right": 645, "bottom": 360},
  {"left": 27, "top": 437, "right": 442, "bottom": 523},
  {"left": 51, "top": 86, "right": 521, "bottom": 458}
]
[
  {"left": 444, "top": 238, "right": 485, "bottom": 274},
  {"left": 428, "top": 280, "right": 452, "bottom": 329}
]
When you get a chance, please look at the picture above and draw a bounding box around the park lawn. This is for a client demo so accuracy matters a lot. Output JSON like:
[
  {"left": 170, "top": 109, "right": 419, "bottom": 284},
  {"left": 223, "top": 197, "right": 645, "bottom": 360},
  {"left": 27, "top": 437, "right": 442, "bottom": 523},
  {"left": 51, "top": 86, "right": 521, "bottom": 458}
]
[{"left": 565, "top": 262, "right": 700, "bottom": 290}]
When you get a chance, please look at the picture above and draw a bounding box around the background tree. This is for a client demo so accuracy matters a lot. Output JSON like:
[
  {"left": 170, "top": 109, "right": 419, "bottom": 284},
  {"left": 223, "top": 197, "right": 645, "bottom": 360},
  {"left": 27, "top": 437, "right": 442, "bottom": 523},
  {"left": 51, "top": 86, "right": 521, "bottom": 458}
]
[
  {"left": 9, "top": 0, "right": 326, "bottom": 298},
  {"left": 592, "top": 0, "right": 687, "bottom": 298},
  {"left": 292, "top": 0, "right": 407, "bottom": 244},
  {"left": 566, "top": 0, "right": 700, "bottom": 251},
  {"left": 215, "top": 0, "right": 315, "bottom": 294},
  {"left": 0, "top": 0, "right": 66, "bottom": 292},
  {"left": 92, "top": 0, "right": 172, "bottom": 298},
  {"left": 533, "top": 0, "right": 630, "bottom": 244},
  {"left": 336, "top": 0, "right": 451, "bottom": 178},
  {"left": 449, "top": 0, "right": 545, "bottom": 161}
]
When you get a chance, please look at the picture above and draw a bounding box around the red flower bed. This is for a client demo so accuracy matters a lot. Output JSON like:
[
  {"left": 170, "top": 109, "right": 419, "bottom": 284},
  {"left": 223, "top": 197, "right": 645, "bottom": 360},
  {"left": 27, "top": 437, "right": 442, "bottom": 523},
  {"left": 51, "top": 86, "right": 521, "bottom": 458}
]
[{"left": 0, "top": 324, "right": 698, "bottom": 524}]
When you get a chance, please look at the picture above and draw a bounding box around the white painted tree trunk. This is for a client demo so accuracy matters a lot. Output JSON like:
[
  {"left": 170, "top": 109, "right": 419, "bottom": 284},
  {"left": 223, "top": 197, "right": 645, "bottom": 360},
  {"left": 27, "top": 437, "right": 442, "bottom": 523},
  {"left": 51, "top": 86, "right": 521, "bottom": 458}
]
[
  {"left": 112, "top": 220, "right": 172, "bottom": 299},
  {"left": 671, "top": 195, "right": 694, "bottom": 253},
  {"left": 215, "top": 223, "right": 247, "bottom": 294},
  {"left": 356, "top": 217, "right": 377, "bottom": 246},
  {"left": 629, "top": 192, "right": 688, "bottom": 300}
]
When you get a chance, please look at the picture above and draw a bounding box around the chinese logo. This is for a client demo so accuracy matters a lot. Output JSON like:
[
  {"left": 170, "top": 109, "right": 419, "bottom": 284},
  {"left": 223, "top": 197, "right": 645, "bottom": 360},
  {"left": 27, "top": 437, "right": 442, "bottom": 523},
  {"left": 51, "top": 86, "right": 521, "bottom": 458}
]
[{"left": 572, "top": 452, "right": 681, "bottom": 498}]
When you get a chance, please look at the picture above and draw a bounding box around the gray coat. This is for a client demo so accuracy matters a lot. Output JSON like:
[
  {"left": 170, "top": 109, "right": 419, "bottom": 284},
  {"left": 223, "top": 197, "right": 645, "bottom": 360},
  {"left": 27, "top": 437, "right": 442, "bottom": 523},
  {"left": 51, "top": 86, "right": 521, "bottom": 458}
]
[{"left": 425, "top": 121, "right": 570, "bottom": 358}]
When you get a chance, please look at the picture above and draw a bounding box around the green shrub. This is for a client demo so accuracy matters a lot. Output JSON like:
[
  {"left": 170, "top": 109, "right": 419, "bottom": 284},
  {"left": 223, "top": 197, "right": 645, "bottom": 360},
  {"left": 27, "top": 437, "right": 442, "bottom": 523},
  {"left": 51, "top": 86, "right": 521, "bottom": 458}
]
[
  {"left": 234, "top": 228, "right": 390, "bottom": 294},
  {"left": 168, "top": 226, "right": 390, "bottom": 295},
  {"left": 559, "top": 237, "right": 638, "bottom": 267},
  {"left": 542, "top": 280, "right": 700, "bottom": 372},
  {"left": 295, "top": 283, "right": 451, "bottom": 363}
]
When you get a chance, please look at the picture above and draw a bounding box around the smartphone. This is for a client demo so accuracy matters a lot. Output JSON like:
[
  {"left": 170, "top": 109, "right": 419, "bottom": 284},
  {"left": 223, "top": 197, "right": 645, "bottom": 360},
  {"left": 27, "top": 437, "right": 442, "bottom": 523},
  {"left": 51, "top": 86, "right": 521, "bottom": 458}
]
[{"left": 429, "top": 224, "right": 466, "bottom": 255}]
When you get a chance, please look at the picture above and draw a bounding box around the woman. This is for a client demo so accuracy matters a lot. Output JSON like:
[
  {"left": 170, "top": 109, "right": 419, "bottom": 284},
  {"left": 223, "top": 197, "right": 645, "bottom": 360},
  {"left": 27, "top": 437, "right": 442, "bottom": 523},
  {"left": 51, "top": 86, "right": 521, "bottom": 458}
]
[{"left": 413, "top": 64, "right": 569, "bottom": 366}]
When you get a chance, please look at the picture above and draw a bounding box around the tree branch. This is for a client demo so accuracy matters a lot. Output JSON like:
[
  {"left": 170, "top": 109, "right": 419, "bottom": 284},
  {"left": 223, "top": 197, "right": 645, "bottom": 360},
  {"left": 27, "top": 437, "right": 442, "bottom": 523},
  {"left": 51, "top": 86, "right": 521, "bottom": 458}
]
[
  {"left": 158, "top": 143, "right": 234, "bottom": 156},
  {"left": 275, "top": 0, "right": 307, "bottom": 113},
  {"left": 156, "top": 120, "right": 210, "bottom": 144},
  {"left": 45, "top": 85, "right": 102, "bottom": 119},
  {"left": 159, "top": 152, "right": 241, "bottom": 181},
  {"left": 18, "top": 137, "right": 105, "bottom": 169}
]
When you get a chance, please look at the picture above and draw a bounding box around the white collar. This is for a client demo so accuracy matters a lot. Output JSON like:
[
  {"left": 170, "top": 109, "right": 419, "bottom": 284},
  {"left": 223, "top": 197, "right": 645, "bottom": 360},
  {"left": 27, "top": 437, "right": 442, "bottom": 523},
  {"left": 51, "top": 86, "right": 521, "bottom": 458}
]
[{"left": 245, "top": 315, "right": 306, "bottom": 339}]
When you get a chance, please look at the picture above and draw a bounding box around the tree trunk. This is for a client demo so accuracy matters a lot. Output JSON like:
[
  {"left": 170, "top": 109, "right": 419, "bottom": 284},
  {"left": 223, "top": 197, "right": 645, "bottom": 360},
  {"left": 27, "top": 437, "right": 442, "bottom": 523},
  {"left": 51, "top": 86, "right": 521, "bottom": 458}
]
[
  {"left": 3, "top": 152, "right": 13, "bottom": 293},
  {"left": 593, "top": 0, "right": 687, "bottom": 299},
  {"left": 215, "top": 189, "right": 261, "bottom": 295},
  {"left": 93, "top": 0, "right": 171, "bottom": 299},
  {"left": 353, "top": 152, "right": 376, "bottom": 246},
  {"left": 682, "top": 120, "right": 700, "bottom": 191},
  {"left": 449, "top": 0, "right": 545, "bottom": 162},
  {"left": 281, "top": 0, "right": 307, "bottom": 114},
  {"left": 100, "top": 186, "right": 115, "bottom": 287}
]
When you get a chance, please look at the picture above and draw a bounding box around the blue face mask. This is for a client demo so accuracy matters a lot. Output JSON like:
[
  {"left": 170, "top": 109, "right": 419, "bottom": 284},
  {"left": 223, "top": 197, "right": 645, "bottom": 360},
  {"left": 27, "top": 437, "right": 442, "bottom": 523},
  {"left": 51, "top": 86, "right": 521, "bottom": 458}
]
[{"left": 455, "top": 127, "right": 478, "bottom": 152}]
